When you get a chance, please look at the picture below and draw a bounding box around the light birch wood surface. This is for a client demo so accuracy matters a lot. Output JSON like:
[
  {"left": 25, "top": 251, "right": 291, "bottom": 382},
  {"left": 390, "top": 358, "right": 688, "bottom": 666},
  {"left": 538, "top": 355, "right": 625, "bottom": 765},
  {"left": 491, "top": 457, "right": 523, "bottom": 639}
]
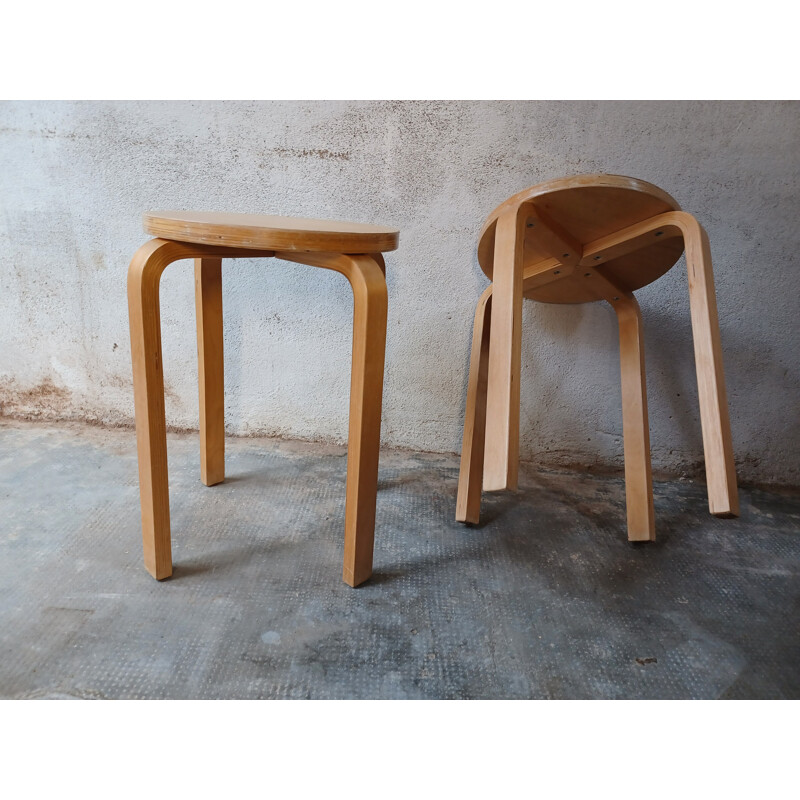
[
  {"left": 144, "top": 210, "right": 399, "bottom": 253},
  {"left": 128, "top": 214, "right": 396, "bottom": 586},
  {"left": 458, "top": 175, "right": 739, "bottom": 542},
  {"left": 195, "top": 257, "right": 225, "bottom": 487}
]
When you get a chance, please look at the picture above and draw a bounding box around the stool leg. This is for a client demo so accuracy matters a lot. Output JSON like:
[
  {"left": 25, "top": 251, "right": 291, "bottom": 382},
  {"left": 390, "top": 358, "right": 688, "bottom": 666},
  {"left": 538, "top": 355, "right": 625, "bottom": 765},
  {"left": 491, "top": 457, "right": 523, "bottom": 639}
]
[
  {"left": 342, "top": 254, "right": 388, "bottom": 587},
  {"left": 195, "top": 257, "right": 225, "bottom": 486},
  {"left": 613, "top": 294, "right": 655, "bottom": 541},
  {"left": 128, "top": 240, "right": 176, "bottom": 580},
  {"left": 681, "top": 215, "right": 739, "bottom": 517},
  {"left": 483, "top": 206, "right": 526, "bottom": 491},
  {"left": 456, "top": 287, "right": 492, "bottom": 523}
]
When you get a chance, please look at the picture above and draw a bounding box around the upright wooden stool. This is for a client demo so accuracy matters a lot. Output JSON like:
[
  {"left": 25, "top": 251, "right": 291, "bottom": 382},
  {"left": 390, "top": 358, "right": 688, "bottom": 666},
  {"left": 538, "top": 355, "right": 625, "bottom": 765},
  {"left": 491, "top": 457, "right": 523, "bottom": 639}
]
[
  {"left": 456, "top": 174, "right": 738, "bottom": 539},
  {"left": 128, "top": 211, "right": 399, "bottom": 586}
]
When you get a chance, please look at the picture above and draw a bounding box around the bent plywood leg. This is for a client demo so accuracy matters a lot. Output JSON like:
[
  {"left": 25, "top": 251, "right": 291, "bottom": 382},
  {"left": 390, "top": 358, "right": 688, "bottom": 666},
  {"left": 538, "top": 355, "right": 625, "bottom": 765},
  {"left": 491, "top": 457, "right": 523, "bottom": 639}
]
[
  {"left": 680, "top": 215, "right": 739, "bottom": 517},
  {"left": 613, "top": 294, "right": 655, "bottom": 541},
  {"left": 341, "top": 255, "right": 388, "bottom": 586},
  {"left": 128, "top": 240, "right": 176, "bottom": 580},
  {"left": 456, "top": 287, "right": 492, "bottom": 523},
  {"left": 195, "top": 257, "right": 225, "bottom": 486},
  {"left": 483, "top": 206, "right": 526, "bottom": 491},
  {"left": 273, "top": 250, "right": 388, "bottom": 587}
]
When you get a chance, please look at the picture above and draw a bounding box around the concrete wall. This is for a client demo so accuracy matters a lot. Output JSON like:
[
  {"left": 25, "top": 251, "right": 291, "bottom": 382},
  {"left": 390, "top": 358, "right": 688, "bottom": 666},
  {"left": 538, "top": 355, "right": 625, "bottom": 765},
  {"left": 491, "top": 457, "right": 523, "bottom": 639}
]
[{"left": 1, "top": 101, "right": 798, "bottom": 486}]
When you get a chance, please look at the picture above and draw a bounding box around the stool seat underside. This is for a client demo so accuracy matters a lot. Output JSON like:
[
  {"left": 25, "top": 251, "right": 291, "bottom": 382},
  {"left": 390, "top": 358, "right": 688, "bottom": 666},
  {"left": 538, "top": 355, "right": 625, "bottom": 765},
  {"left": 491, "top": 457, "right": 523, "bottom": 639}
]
[{"left": 477, "top": 175, "right": 685, "bottom": 303}]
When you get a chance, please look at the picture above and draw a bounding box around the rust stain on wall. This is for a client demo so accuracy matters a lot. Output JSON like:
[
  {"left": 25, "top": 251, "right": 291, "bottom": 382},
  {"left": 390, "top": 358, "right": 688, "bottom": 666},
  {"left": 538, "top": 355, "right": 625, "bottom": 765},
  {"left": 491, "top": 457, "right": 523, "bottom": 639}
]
[{"left": 0, "top": 377, "right": 71, "bottom": 419}]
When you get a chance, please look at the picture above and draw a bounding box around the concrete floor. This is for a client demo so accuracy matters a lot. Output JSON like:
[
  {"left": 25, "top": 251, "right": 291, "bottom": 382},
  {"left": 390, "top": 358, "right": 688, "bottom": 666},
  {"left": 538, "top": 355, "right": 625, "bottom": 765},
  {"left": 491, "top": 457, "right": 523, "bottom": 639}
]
[{"left": 1, "top": 419, "right": 798, "bottom": 699}]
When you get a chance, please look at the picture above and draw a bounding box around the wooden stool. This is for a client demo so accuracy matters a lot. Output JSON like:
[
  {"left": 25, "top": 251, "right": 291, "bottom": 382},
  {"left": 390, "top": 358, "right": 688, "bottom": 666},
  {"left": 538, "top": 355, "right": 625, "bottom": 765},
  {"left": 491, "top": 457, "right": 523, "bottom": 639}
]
[
  {"left": 127, "top": 211, "right": 399, "bottom": 586},
  {"left": 456, "top": 174, "right": 739, "bottom": 539}
]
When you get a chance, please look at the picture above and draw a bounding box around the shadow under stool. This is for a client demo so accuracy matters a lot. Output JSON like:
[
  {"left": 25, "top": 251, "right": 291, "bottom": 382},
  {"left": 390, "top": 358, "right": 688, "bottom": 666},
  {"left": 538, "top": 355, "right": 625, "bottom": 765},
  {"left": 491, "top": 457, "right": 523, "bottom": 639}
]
[
  {"left": 456, "top": 174, "right": 739, "bottom": 539},
  {"left": 127, "top": 211, "right": 399, "bottom": 586}
]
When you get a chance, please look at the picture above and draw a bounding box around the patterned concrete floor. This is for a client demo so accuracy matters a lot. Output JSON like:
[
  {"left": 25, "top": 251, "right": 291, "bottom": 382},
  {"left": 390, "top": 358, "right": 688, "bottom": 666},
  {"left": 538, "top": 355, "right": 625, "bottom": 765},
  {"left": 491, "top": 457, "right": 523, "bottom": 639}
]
[{"left": 1, "top": 419, "right": 798, "bottom": 699}]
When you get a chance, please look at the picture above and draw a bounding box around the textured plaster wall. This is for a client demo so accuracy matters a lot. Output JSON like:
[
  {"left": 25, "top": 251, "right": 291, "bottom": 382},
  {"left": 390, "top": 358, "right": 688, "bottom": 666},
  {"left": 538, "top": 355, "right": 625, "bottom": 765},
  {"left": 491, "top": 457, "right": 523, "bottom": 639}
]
[{"left": 1, "top": 101, "right": 798, "bottom": 485}]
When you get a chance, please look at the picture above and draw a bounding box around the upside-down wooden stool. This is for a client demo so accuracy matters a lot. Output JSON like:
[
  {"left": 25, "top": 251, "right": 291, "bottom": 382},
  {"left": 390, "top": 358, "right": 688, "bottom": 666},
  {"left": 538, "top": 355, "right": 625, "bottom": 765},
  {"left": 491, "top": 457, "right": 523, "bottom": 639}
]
[
  {"left": 128, "top": 211, "right": 398, "bottom": 586},
  {"left": 456, "top": 174, "right": 738, "bottom": 539}
]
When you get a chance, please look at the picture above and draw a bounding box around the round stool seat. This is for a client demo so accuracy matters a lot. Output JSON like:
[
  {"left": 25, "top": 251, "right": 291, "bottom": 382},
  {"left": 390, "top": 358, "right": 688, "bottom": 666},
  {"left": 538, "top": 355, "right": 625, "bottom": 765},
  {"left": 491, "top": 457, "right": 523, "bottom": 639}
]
[
  {"left": 477, "top": 174, "right": 684, "bottom": 303},
  {"left": 144, "top": 210, "right": 400, "bottom": 253}
]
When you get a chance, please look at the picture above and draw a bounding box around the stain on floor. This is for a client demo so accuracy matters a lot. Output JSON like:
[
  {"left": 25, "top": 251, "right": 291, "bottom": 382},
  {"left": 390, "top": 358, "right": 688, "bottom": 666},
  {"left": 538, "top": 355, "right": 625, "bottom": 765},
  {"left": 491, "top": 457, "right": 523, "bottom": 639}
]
[{"left": 1, "top": 420, "right": 798, "bottom": 699}]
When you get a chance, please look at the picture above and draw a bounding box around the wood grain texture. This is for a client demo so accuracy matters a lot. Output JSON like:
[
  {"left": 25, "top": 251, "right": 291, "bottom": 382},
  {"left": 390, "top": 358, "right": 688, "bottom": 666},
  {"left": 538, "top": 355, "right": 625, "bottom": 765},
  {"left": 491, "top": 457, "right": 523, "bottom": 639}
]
[
  {"left": 195, "top": 257, "right": 225, "bottom": 487},
  {"left": 483, "top": 206, "right": 527, "bottom": 491},
  {"left": 478, "top": 174, "right": 683, "bottom": 300},
  {"left": 457, "top": 179, "right": 738, "bottom": 540},
  {"left": 129, "top": 239, "right": 389, "bottom": 586},
  {"left": 128, "top": 239, "right": 185, "bottom": 580},
  {"left": 676, "top": 213, "right": 739, "bottom": 517},
  {"left": 614, "top": 293, "right": 656, "bottom": 540},
  {"left": 277, "top": 251, "right": 387, "bottom": 586},
  {"left": 129, "top": 241, "right": 277, "bottom": 580},
  {"left": 455, "top": 287, "right": 492, "bottom": 523},
  {"left": 144, "top": 210, "right": 399, "bottom": 253}
]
